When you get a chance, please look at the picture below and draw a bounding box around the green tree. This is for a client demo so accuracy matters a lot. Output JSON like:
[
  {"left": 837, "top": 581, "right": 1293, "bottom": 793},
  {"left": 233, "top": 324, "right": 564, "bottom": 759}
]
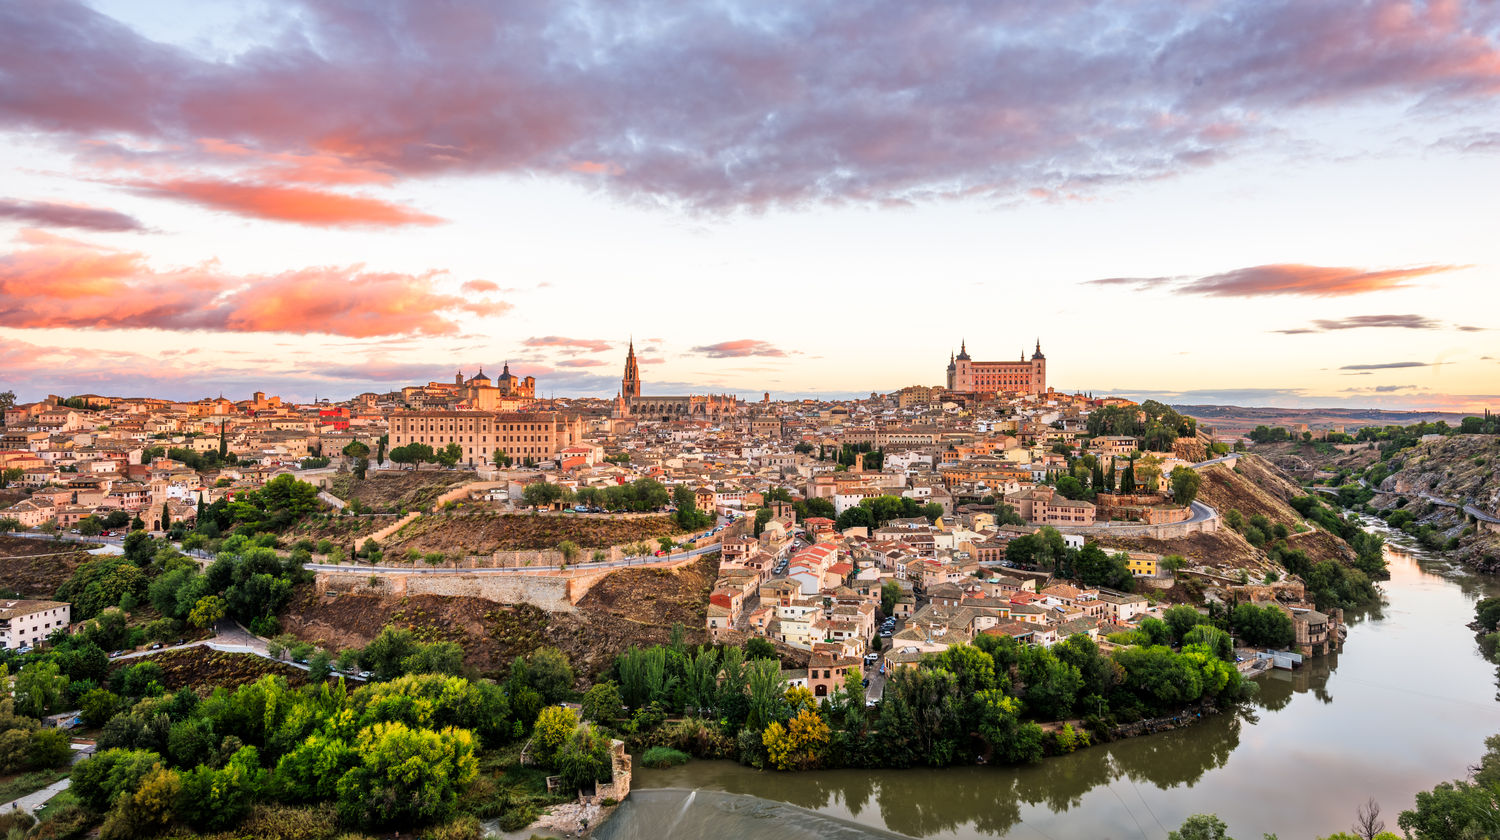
[
  {"left": 522, "top": 481, "right": 565, "bottom": 509},
  {"left": 556, "top": 540, "right": 581, "bottom": 567},
  {"left": 435, "top": 442, "right": 464, "bottom": 467},
  {"left": 526, "top": 647, "right": 575, "bottom": 703},
  {"left": 492, "top": 448, "right": 511, "bottom": 468},
  {"left": 80, "top": 687, "right": 121, "bottom": 728},
  {"left": 14, "top": 660, "right": 69, "bottom": 717},
  {"left": 880, "top": 581, "right": 901, "bottom": 617},
  {"left": 1171, "top": 466, "right": 1202, "bottom": 506},
  {"left": 188, "top": 595, "right": 226, "bottom": 629},
  {"left": 79, "top": 516, "right": 105, "bottom": 536},
  {"left": 532, "top": 705, "right": 578, "bottom": 766},
  {"left": 335, "top": 721, "right": 479, "bottom": 828},
  {"left": 672, "top": 484, "right": 713, "bottom": 530},
  {"left": 1168, "top": 814, "right": 1233, "bottom": 840},
  {"left": 581, "top": 681, "right": 623, "bottom": 723},
  {"left": 557, "top": 724, "right": 613, "bottom": 791}
]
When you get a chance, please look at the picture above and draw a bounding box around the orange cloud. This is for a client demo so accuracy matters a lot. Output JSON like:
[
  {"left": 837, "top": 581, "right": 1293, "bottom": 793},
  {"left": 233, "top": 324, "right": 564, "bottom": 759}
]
[
  {"left": 1182, "top": 263, "right": 1462, "bottom": 297},
  {"left": 123, "top": 178, "right": 444, "bottom": 228},
  {"left": 0, "top": 235, "right": 489, "bottom": 336},
  {"left": 1089, "top": 263, "right": 1464, "bottom": 297},
  {"left": 463, "top": 279, "right": 500, "bottom": 293}
]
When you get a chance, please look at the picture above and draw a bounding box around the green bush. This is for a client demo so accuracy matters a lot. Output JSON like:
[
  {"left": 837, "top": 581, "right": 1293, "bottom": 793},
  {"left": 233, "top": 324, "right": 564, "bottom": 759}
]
[{"left": 640, "top": 746, "right": 690, "bottom": 768}]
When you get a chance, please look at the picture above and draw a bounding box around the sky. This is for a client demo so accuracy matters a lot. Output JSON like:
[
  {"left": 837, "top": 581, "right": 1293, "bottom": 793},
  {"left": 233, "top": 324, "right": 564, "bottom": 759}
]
[{"left": 1, "top": 0, "right": 1498, "bottom": 411}]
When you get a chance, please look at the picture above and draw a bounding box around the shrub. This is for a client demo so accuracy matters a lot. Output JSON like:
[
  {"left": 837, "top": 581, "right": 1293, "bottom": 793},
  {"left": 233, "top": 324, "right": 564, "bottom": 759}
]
[{"left": 640, "top": 746, "right": 690, "bottom": 768}]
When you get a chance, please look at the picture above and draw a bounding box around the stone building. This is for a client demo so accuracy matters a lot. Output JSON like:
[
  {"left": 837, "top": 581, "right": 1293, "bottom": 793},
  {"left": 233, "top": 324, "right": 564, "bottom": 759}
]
[
  {"left": 615, "top": 339, "right": 739, "bottom": 422},
  {"left": 945, "top": 340, "right": 1047, "bottom": 395},
  {"left": 386, "top": 410, "right": 585, "bottom": 466}
]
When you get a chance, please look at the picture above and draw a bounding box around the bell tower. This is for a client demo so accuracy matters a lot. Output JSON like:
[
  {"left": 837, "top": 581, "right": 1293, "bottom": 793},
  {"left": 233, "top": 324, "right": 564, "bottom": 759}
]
[{"left": 622, "top": 338, "right": 641, "bottom": 398}]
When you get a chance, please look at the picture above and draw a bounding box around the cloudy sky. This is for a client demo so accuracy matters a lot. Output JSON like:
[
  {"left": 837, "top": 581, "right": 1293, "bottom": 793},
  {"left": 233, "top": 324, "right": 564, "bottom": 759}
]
[{"left": 1, "top": 0, "right": 1497, "bottom": 410}]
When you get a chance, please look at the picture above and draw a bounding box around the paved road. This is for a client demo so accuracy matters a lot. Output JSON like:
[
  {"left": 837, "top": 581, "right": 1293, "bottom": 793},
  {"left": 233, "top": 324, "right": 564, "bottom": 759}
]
[
  {"left": 1419, "top": 492, "right": 1500, "bottom": 525},
  {"left": 304, "top": 541, "right": 722, "bottom": 575},
  {"left": 1192, "top": 454, "right": 1241, "bottom": 468},
  {"left": 3, "top": 777, "right": 70, "bottom": 816}
]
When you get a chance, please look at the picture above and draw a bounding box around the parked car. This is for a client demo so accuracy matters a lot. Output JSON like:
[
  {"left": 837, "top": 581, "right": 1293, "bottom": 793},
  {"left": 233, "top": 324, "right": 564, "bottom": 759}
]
[
  {"left": 149, "top": 642, "right": 163, "bottom": 650},
  {"left": 358, "top": 671, "right": 372, "bottom": 679}
]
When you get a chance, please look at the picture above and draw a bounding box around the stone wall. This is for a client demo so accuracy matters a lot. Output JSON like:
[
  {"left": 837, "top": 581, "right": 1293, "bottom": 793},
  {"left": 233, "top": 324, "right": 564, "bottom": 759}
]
[
  {"left": 1052, "top": 506, "right": 1218, "bottom": 539},
  {"left": 313, "top": 555, "right": 700, "bottom": 612}
]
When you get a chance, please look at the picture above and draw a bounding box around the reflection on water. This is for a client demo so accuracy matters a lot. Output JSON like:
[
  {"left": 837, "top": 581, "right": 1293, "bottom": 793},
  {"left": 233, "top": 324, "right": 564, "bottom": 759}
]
[
  {"left": 616, "top": 528, "right": 1500, "bottom": 839},
  {"left": 595, "top": 789, "right": 910, "bottom": 840}
]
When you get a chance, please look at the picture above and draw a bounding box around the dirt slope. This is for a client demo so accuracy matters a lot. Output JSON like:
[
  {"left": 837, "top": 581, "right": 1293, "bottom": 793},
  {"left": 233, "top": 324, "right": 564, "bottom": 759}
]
[
  {"left": 326, "top": 470, "right": 472, "bottom": 512},
  {"left": 114, "top": 647, "right": 309, "bottom": 692},
  {"left": 381, "top": 511, "right": 690, "bottom": 553},
  {"left": 0, "top": 535, "right": 95, "bottom": 597},
  {"left": 281, "top": 555, "right": 723, "bottom": 680}
]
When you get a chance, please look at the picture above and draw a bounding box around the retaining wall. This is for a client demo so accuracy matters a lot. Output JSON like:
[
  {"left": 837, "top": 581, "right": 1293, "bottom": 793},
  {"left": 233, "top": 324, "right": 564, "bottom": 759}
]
[
  {"left": 1053, "top": 508, "right": 1219, "bottom": 540},
  {"left": 313, "top": 556, "right": 699, "bottom": 612}
]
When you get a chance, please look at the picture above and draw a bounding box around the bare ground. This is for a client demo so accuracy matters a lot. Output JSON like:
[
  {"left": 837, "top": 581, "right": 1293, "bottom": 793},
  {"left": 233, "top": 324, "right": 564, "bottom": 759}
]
[
  {"left": 325, "top": 469, "right": 474, "bottom": 512},
  {"left": 113, "top": 647, "right": 309, "bottom": 692},
  {"left": 0, "top": 535, "right": 96, "bottom": 597},
  {"left": 280, "top": 555, "right": 728, "bottom": 680},
  {"left": 380, "top": 510, "right": 690, "bottom": 553}
]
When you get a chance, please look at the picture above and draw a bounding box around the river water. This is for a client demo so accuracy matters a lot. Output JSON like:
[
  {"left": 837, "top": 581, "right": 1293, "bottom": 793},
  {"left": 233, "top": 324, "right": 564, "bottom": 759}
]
[{"left": 608, "top": 531, "right": 1500, "bottom": 840}]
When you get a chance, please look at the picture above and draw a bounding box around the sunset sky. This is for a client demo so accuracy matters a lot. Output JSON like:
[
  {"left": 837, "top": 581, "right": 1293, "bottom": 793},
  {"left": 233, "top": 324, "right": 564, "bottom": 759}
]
[{"left": 1, "top": 0, "right": 1497, "bottom": 411}]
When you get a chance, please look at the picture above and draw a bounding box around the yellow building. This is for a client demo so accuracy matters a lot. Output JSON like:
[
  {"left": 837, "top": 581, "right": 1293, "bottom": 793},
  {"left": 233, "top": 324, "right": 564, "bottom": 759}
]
[{"left": 1124, "top": 552, "right": 1160, "bottom": 577}]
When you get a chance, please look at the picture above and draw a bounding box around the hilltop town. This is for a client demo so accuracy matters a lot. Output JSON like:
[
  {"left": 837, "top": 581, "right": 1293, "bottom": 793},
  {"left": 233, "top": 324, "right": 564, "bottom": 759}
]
[
  {"left": 1, "top": 342, "right": 1364, "bottom": 679},
  {"left": 0, "top": 340, "right": 1444, "bottom": 838}
]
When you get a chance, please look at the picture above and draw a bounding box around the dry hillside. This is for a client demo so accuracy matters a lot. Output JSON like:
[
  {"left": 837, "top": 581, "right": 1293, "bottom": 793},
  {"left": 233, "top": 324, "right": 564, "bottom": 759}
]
[
  {"left": 380, "top": 511, "right": 690, "bottom": 554},
  {"left": 281, "top": 555, "right": 724, "bottom": 680},
  {"left": 114, "top": 647, "right": 309, "bottom": 692},
  {"left": 326, "top": 469, "right": 473, "bottom": 512},
  {"left": 1372, "top": 435, "right": 1500, "bottom": 571},
  {"left": 1099, "top": 454, "right": 1355, "bottom": 575},
  {"left": 0, "top": 535, "right": 96, "bottom": 596}
]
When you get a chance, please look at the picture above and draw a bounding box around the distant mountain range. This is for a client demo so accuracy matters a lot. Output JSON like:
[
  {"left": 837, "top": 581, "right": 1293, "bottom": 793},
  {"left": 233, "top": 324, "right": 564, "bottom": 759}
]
[{"left": 1173, "top": 404, "right": 1474, "bottom": 433}]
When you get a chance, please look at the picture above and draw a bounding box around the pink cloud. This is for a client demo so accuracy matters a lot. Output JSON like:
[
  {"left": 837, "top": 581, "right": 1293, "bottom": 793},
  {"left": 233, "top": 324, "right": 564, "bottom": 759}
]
[
  {"left": 121, "top": 178, "right": 444, "bottom": 228},
  {"left": 462, "top": 279, "right": 501, "bottom": 293},
  {"left": 523, "top": 336, "right": 614, "bottom": 353},
  {"left": 690, "top": 340, "right": 788, "bottom": 359},
  {"left": 0, "top": 235, "right": 498, "bottom": 336},
  {"left": 1089, "top": 263, "right": 1462, "bottom": 298},
  {"left": 557, "top": 358, "right": 609, "bottom": 368},
  {"left": 2, "top": 1, "right": 1496, "bottom": 211},
  {"left": 0, "top": 198, "right": 145, "bottom": 232},
  {"left": 1182, "top": 264, "right": 1461, "bottom": 297}
]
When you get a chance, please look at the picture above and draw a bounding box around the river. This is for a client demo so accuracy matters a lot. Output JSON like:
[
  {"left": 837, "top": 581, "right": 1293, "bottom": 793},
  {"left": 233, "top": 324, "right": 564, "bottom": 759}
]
[{"left": 605, "top": 528, "right": 1500, "bottom": 840}]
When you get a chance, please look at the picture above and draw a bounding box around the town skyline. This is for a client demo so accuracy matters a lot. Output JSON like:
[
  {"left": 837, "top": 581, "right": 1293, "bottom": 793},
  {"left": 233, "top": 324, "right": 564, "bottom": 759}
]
[{"left": 2, "top": 1, "right": 1498, "bottom": 410}]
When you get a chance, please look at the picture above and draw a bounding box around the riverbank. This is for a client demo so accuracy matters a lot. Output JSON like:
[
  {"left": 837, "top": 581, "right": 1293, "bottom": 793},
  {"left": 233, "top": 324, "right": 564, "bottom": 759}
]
[{"left": 614, "top": 537, "right": 1500, "bottom": 839}]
